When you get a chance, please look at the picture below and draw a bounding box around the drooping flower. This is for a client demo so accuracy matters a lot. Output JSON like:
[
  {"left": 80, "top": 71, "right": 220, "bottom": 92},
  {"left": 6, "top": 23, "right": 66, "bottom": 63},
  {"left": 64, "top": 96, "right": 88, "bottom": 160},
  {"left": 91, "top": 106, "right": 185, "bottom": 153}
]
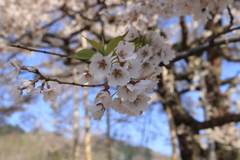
[
  {"left": 122, "top": 94, "right": 151, "bottom": 114},
  {"left": 94, "top": 90, "right": 112, "bottom": 108},
  {"left": 21, "top": 79, "right": 34, "bottom": 94},
  {"left": 42, "top": 82, "right": 61, "bottom": 102},
  {"left": 118, "top": 85, "right": 141, "bottom": 102},
  {"left": 76, "top": 65, "right": 93, "bottom": 83},
  {"left": 9, "top": 86, "right": 22, "bottom": 100},
  {"left": 89, "top": 53, "right": 111, "bottom": 78},
  {"left": 112, "top": 98, "right": 128, "bottom": 114},
  {"left": 8, "top": 59, "right": 21, "bottom": 79},
  {"left": 88, "top": 103, "right": 105, "bottom": 120}
]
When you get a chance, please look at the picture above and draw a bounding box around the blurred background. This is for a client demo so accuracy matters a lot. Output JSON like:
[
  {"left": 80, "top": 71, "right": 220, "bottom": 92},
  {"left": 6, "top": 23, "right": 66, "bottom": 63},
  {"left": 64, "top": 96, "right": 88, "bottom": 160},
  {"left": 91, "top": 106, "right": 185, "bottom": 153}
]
[{"left": 1, "top": 0, "right": 240, "bottom": 160}]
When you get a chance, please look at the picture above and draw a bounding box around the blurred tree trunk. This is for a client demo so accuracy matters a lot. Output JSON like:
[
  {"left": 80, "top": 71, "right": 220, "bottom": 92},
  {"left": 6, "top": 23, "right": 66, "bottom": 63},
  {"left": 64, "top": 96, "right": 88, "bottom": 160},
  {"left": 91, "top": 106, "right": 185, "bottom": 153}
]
[
  {"left": 73, "top": 68, "right": 80, "bottom": 160},
  {"left": 84, "top": 85, "right": 92, "bottom": 160},
  {"left": 82, "top": 31, "right": 92, "bottom": 160},
  {"left": 166, "top": 105, "right": 179, "bottom": 160},
  {"left": 106, "top": 109, "right": 112, "bottom": 160}
]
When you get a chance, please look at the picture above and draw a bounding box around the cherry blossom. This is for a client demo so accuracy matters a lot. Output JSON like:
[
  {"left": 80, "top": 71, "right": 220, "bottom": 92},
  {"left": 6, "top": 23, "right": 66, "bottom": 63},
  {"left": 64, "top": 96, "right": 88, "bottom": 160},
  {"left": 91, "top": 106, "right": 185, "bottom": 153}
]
[
  {"left": 42, "top": 82, "right": 61, "bottom": 102},
  {"left": 8, "top": 59, "right": 21, "bottom": 79},
  {"left": 116, "top": 41, "right": 136, "bottom": 62},
  {"left": 89, "top": 53, "right": 111, "bottom": 78},
  {"left": 94, "top": 90, "right": 112, "bottom": 108},
  {"left": 124, "top": 26, "right": 139, "bottom": 41},
  {"left": 9, "top": 86, "right": 22, "bottom": 100},
  {"left": 76, "top": 65, "right": 93, "bottom": 83},
  {"left": 88, "top": 103, "right": 105, "bottom": 120},
  {"left": 108, "top": 66, "right": 130, "bottom": 86},
  {"left": 122, "top": 94, "right": 151, "bottom": 114},
  {"left": 21, "top": 79, "right": 34, "bottom": 94}
]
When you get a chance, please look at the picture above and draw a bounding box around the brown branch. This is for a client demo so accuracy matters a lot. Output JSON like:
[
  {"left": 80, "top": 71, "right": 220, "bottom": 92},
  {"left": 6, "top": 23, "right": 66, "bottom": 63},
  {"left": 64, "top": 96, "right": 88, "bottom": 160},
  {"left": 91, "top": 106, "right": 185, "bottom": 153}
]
[
  {"left": 180, "top": 16, "right": 188, "bottom": 50},
  {"left": 9, "top": 44, "right": 90, "bottom": 64},
  {"left": 21, "top": 68, "right": 106, "bottom": 88},
  {"left": 196, "top": 114, "right": 240, "bottom": 130},
  {"left": 9, "top": 44, "right": 69, "bottom": 58},
  {"left": 173, "top": 35, "right": 240, "bottom": 63}
]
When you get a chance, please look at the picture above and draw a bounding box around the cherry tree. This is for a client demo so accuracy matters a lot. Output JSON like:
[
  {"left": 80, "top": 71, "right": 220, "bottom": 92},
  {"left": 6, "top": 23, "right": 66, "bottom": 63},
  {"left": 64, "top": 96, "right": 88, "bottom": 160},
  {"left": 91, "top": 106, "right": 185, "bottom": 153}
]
[{"left": 2, "top": 0, "right": 240, "bottom": 159}]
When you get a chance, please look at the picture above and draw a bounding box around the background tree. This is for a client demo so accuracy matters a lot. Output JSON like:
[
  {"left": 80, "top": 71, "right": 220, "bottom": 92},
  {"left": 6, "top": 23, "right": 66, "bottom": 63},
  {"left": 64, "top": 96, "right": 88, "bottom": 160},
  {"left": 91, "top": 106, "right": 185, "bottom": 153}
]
[{"left": 1, "top": 0, "right": 240, "bottom": 160}]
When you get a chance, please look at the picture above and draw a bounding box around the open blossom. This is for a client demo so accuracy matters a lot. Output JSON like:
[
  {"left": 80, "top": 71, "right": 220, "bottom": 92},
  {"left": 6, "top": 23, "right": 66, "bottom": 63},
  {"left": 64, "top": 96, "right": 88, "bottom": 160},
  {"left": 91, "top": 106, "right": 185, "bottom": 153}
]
[
  {"left": 9, "top": 86, "right": 22, "bottom": 100},
  {"left": 112, "top": 98, "right": 128, "bottom": 114},
  {"left": 124, "top": 26, "right": 139, "bottom": 41},
  {"left": 160, "top": 44, "right": 175, "bottom": 65},
  {"left": 108, "top": 66, "right": 130, "bottom": 86},
  {"left": 89, "top": 53, "right": 111, "bottom": 78},
  {"left": 116, "top": 41, "right": 136, "bottom": 62},
  {"left": 118, "top": 85, "right": 141, "bottom": 102},
  {"left": 124, "top": 59, "right": 141, "bottom": 78},
  {"left": 88, "top": 103, "right": 105, "bottom": 120},
  {"left": 94, "top": 90, "right": 112, "bottom": 108},
  {"left": 43, "top": 82, "right": 61, "bottom": 102},
  {"left": 76, "top": 65, "right": 93, "bottom": 83},
  {"left": 8, "top": 59, "right": 21, "bottom": 78},
  {"left": 136, "top": 44, "right": 153, "bottom": 62},
  {"left": 21, "top": 79, "right": 34, "bottom": 94},
  {"left": 122, "top": 94, "right": 151, "bottom": 114}
]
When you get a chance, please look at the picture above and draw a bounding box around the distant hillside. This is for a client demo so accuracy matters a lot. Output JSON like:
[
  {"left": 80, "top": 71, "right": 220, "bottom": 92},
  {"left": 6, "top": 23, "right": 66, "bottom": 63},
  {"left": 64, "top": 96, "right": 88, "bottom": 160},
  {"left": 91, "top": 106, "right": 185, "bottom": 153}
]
[{"left": 0, "top": 125, "right": 170, "bottom": 160}]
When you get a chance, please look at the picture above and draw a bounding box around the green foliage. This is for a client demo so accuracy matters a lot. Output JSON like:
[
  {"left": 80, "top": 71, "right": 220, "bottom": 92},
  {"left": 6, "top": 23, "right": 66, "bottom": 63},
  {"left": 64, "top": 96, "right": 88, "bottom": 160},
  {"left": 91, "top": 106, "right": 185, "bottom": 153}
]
[
  {"left": 68, "top": 49, "right": 96, "bottom": 59},
  {"left": 82, "top": 36, "right": 101, "bottom": 51},
  {"left": 105, "top": 31, "right": 128, "bottom": 55}
]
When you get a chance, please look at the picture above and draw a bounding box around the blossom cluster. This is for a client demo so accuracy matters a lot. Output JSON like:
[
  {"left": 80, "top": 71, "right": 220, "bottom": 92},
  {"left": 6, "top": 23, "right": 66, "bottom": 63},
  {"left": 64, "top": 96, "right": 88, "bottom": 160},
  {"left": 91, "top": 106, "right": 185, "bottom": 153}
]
[
  {"left": 114, "top": 0, "right": 233, "bottom": 25},
  {"left": 7, "top": 26, "right": 175, "bottom": 120},
  {"left": 78, "top": 26, "right": 175, "bottom": 120},
  {"left": 8, "top": 59, "right": 61, "bottom": 102}
]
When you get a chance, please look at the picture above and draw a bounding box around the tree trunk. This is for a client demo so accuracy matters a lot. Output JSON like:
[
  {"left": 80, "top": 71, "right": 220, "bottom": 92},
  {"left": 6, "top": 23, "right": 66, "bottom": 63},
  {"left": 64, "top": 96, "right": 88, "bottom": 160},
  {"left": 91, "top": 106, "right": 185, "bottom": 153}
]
[{"left": 73, "top": 68, "right": 80, "bottom": 160}]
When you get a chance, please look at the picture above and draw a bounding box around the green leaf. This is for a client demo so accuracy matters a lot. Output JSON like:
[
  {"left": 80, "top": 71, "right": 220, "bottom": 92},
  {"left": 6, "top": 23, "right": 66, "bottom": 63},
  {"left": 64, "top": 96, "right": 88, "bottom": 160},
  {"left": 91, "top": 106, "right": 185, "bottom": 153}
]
[
  {"left": 99, "top": 36, "right": 105, "bottom": 56},
  {"left": 68, "top": 49, "right": 96, "bottom": 59},
  {"left": 82, "top": 36, "right": 101, "bottom": 51},
  {"left": 105, "top": 31, "right": 128, "bottom": 55}
]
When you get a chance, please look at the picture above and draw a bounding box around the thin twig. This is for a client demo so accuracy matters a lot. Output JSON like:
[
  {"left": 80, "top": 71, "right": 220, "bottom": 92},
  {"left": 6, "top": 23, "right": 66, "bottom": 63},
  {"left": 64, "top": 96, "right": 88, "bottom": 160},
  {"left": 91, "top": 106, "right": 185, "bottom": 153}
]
[
  {"left": 9, "top": 44, "right": 69, "bottom": 58},
  {"left": 21, "top": 67, "right": 105, "bottom": 88},
  {"left": 9, "top": 44, "right": 90, "bottom": 63}
]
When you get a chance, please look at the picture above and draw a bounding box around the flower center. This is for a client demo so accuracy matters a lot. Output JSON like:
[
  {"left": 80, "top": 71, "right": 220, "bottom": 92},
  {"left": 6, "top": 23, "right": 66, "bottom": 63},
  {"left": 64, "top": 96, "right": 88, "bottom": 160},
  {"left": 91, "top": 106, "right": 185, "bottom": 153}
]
[{"left": 98, "top": 59, "right": 108, "bottom": 70}]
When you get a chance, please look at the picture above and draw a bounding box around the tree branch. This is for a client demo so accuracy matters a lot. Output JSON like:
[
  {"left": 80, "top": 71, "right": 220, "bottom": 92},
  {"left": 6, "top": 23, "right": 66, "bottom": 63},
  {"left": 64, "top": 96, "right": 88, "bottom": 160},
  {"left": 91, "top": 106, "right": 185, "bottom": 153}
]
[
  {"left": 9, "top": 44, "right": 90, "bottom": 64},
  {"left": 173, "top": 35, "right": 240, "bottom": 63}
]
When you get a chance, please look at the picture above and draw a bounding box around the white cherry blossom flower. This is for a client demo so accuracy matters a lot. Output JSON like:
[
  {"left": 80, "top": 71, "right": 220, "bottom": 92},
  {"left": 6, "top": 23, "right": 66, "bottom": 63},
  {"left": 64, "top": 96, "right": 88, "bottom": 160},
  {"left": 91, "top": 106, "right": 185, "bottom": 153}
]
[
  {"left": 94, "top": 90, "right": 112, "bottom": 108},
  {"left": 8, "top": 59, "right": 21, "bottom": 78},
  {"left": 122, "top": 94, "right": 151, "bottom": 114},
  {"left": 124, "top": 26, "right": 139, "bottom": 41},
  {"left": 124, "top": 59, "right": 141, "bottom": 78},
  {"left": 136, "top": 44, "right": 153, "bottom": 62},
  {"left": 118, "top": 85, "right": 141, "bottom": 102},
  {"left": 43, "top": 82, "right": 61, "bottom": 102},
  {"left": 108, "top": 66, "right": 130, "bottom": 86},
  {"left": 76, "top": 65, "right": 93, "bottom": 83},
  {"left": 89, "top": 53, "right": 111, "bottom": 78},
  {"left": 88, "top": 103, "right": 105, "bottom": 120},
  {"left": 160, "top": 44, "right": 175, "bottom": 65},
  {"left": 9, "top": 86, "right": 22, "bottom": 100},
  {"left": 112, "top": 98, "right": 128, "bottom": 114},
  {"left": 21, "top": 79, "right": 34, "bottom": 94},
  {"left": 139, "top": 61, "right": 155, "bottom": 77},
  {"left": 116, "top": 41, "right": 136, "bottom": 62}
]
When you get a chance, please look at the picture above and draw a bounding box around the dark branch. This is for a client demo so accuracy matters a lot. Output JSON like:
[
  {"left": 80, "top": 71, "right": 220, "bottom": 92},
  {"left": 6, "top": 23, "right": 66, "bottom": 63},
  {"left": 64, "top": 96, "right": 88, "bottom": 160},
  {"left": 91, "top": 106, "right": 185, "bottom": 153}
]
[{"left": 173, "top": 35, "right": 240, "bottom": 63}]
